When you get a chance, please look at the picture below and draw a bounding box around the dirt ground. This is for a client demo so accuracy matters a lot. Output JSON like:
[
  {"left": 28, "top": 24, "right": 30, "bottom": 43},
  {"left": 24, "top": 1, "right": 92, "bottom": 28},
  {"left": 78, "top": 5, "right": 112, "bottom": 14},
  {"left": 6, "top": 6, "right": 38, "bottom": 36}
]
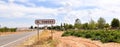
[{"left": 53, "top": 31, "right": 120, "bottom": 47}]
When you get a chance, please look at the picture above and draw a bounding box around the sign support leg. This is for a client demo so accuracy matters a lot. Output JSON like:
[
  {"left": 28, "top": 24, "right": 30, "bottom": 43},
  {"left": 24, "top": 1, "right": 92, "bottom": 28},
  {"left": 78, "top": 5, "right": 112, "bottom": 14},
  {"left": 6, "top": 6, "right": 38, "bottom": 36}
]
[
  {"left": 51, "top": 24, "right": 53, "bottom": 40},
  {"left": 37, "top": 25, "right": 39, "bottom": 42}
]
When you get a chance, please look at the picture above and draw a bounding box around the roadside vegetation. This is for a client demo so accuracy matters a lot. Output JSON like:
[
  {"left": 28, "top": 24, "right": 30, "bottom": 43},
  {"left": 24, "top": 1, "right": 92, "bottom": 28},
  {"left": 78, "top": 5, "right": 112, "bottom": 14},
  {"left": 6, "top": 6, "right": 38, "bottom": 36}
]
[
  {"left": 62, "top": 30, "right": 120, "bottom": 43},
  {"left": 0, "top": 27, "right": 24, "bottom": 36},
  {"left": 0, "top": 27, "right": 16, "bottom": 32},
  {"left": 52, "top": 17, "right": 120, "bottom": 43}
]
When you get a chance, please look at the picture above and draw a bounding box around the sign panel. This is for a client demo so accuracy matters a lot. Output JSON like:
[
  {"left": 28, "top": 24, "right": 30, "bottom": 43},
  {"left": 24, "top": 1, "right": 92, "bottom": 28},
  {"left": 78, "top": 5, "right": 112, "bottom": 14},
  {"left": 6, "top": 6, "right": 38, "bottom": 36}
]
[{"left": 35, "top": 19, "right": 55, "bottom": 25}]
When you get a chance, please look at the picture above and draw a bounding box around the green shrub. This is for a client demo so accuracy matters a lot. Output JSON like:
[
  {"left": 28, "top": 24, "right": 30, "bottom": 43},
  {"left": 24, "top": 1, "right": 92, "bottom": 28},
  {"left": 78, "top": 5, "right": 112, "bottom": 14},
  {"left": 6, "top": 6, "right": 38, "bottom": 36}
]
[
  {"left": 0, "top": 27, "right": 16, "bottom": 32},
  {"left": 62, "top": 30, "right": 120, "bottom": 43},
  {"left": 10, "top": 28, "right": 17, "bottom": 32}
]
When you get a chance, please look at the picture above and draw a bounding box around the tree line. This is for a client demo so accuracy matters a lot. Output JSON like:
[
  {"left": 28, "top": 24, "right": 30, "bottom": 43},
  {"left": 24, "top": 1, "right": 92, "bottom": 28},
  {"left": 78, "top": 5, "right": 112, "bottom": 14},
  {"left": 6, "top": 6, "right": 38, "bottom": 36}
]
[
  {"left": 73, "top": 17, "right": 119, "bottom": 30},
  {"left": 0, "top": 27, "right": 17, "bottom": 32},
  {"left": 53, "top": 17, "right": 120, "bottom": 30},
  {"left": 30, "top": 17, "right": 120, "bottom": 30}
]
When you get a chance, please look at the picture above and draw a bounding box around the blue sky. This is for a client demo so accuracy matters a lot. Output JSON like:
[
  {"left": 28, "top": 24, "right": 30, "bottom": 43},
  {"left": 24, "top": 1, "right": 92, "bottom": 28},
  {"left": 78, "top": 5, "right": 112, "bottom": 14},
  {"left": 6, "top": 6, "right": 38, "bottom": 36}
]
[{"left": 0, "top": 0, "right": 120, "bottom": 28}]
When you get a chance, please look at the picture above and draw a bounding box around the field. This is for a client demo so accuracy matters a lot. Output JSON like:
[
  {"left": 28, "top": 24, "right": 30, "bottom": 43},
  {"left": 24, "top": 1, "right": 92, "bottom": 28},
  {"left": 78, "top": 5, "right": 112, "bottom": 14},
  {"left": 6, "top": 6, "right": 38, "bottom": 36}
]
[{"left": 62, "top": 30, "right": 120, "bottom": 43}]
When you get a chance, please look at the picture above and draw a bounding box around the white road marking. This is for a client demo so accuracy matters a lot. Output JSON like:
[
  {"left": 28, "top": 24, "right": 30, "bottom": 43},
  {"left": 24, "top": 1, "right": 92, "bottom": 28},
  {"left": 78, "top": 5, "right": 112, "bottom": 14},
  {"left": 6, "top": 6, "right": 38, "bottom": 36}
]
[{"left": 0, "top": 32, "right": 36, "bottom": 47}]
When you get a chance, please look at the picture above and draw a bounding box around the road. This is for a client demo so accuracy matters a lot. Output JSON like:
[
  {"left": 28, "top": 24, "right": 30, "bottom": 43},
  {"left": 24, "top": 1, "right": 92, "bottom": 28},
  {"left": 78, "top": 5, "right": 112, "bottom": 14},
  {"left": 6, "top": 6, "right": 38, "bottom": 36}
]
[{"left": 0, "top": 30, "right": 41, "bottom": 47}]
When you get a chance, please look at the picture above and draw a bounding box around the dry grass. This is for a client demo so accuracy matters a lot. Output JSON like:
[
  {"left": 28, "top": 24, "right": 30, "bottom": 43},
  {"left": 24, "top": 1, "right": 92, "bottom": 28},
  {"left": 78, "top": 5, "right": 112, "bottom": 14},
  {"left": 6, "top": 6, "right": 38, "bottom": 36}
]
[
  {"left": 17, "top": 30, "right": 59, "bottom": 47},
  {"left": 0, "top": 30, "right": 33, "bottom": 36},
  {"left": 0, "top": 32, "right": 23, "bottom": 36}
]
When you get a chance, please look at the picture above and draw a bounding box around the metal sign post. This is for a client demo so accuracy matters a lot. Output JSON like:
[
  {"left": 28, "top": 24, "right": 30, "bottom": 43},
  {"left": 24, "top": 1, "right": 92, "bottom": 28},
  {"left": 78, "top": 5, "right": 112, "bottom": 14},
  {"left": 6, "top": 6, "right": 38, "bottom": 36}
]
[
  {"left": 51, "top": 24, "right": 53, "bottom": 40},
  {"left": 37, "top": 25, "right": 39, "bottom": 42},
  {"left": 35, "top": 19, "right": 55, "bottom": 40}
]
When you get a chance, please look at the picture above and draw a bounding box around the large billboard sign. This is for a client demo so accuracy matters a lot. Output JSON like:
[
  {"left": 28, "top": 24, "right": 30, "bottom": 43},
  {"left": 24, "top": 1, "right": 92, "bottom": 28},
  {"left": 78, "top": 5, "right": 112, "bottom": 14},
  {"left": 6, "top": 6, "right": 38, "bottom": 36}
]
[{"left": 35, "top": 19, "right": 55, "bottom": 25}]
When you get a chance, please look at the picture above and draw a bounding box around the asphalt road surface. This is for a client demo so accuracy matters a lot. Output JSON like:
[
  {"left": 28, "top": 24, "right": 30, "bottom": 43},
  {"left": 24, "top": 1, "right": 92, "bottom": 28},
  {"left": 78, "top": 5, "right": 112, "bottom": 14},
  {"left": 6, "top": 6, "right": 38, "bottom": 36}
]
[{"left": 0, "top": 30, "right": 42, "bottom": 47}]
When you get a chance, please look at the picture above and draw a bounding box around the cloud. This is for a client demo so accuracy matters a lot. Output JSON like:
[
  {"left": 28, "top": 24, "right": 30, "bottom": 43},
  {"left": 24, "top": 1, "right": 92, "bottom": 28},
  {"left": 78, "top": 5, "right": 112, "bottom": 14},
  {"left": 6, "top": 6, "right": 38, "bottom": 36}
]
[
  {"left": 56, "top": 0, "right": 120, "bottom": 22},
  {"left": 0, "top": 21, "right": 30, "bottom": 28},
  {"left": 38, "top": 0, "right": 46, "bottom": 2},
  {"left": 1, "top": 0, "right": 120, "bottom": 27},
  {"left": 0, "top": 0, "right": 58, "bottom": 18}
]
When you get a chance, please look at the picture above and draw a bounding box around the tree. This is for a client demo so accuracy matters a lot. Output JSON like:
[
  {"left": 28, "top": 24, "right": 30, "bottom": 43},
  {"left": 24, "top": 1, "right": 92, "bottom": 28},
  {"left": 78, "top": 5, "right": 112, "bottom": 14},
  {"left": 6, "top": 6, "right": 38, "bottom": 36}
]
[
  {"left": 30, "top": 26, "right": 33, "bottom": 29},
  {"left": 105, "top": 23, "right": 110, "bottom": 28},
  {"left": 63, "top": 23, "right": 69, "bottom": 30},
  {"left": 60, "top": 23, "right": 63, "bottom": 28},
  {"left": 82, "top": 23, "right": 89, "bottom": 30},
  {"left": 88, "top": 19, "right": 96, "bottom": 29},
  {"left": 111, "top": 18, "right": 119, "bottom": 29},
  {"left": 74, "top": 18, "right": 81, "bottom": 29},
  {"left": 3, "top": 27, "right": 8, "bottom": 32},
  {"left": 63, "top": 23, "right": 74, "bottom": 30},
  {"left": 52, "top": 25, "right": 61, "bottom": 30},
  {"left": 97, "top": 17, "right": 106, "bottom": 29},
  {"left": 34, "top": 26, "right": 37, "bottom": 29},
  {"left": 68, "top": 24, "right": 74, "bottom": 29},
  {"left": 104, "top": 23, "right": 110, "bottom": 30}
]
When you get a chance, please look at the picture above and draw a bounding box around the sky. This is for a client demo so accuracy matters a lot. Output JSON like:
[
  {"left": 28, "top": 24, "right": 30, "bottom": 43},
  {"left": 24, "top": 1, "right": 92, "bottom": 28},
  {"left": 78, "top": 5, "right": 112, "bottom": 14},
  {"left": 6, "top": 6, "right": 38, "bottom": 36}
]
[{"left": 0, "top": 0, "right": 120, "bottom": 28}]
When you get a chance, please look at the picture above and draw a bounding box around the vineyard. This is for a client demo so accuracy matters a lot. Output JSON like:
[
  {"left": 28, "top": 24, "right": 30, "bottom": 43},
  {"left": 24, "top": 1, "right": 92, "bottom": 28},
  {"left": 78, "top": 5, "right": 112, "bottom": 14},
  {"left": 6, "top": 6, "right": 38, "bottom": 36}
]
[{"left": 62, "top": 30, "right": 120, "bottom": 43}]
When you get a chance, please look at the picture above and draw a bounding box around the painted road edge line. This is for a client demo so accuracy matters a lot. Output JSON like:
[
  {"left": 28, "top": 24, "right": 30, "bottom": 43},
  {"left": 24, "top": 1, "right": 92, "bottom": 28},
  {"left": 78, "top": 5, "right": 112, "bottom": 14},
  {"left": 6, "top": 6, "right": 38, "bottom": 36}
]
[{"left": 0, "top": 32, "right": 36, "bottom": 47}]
